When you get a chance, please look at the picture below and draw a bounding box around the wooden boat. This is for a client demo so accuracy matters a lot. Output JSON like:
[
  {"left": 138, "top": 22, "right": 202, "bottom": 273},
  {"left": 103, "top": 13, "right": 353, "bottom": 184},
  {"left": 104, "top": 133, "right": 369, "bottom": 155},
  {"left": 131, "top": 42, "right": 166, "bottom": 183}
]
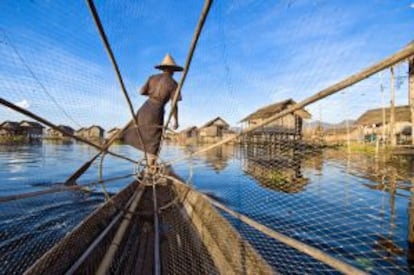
[{"left": 23, "top": 170, "right": 274, "bottom": 275}]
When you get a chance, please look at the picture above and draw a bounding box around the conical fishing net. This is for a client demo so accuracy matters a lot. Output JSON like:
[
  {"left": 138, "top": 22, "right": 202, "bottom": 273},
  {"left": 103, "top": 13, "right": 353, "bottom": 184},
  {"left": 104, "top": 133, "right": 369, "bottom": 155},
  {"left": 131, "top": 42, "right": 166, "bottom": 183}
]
[{"left": 1, "top": 1, "right": 414, "bottom": 274}]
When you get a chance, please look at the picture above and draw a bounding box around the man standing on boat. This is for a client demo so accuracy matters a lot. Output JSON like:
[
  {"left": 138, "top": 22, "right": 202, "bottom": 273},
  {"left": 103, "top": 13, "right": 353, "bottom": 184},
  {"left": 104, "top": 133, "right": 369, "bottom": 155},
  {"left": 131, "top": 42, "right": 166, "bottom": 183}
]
[{"left": 122, "top": 53, "right": 183, "bottom": 171}]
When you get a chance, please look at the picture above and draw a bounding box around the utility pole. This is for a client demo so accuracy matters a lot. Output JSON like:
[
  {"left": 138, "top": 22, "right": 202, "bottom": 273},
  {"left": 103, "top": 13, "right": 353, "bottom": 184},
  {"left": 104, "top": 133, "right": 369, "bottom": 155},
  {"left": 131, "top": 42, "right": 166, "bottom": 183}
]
[{"left": 390, "top": 66, "right": 396, "bottom": 147}]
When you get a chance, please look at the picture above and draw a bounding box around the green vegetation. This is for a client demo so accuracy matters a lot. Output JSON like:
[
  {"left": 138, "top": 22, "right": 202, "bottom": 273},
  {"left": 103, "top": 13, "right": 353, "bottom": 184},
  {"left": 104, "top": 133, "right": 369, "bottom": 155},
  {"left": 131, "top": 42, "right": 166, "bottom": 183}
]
[
  {"left": 335, "top": 143, "right": 392, "bottom": 155},
  {"left": 0, "top": 135, "right": 26, "bottom": 144},
  {"left": 268, "top": 171, "right": 289, "bottom": 184}
]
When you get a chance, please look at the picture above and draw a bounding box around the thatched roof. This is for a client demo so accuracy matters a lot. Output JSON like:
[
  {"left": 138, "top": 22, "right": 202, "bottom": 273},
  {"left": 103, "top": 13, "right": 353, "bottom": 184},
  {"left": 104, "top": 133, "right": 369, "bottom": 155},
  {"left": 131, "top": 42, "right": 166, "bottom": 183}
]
[
  {"left": 180, "top": 126, "right": 198, "bottom": 134},
  {"left": 58, "top": 125, "right": 74, "bottom": 132},
  {"left": 355, "top": 105, "right": 411, "bottom": 126},
  {"left": 240, "top": 99, "right": 311, "bottom": 122},
  {"left": 20, "top": 120, "right": 44, "bottom": 128},
  {"left": 0, "top": 121, "right": 20, "bottom": 129},
  {"left": 200, "top": 117, "right": 229, "bottom": 129},
  {"left": 87, "top": 125, "right": 105, "bottom": 131},
  {"left": 324, "top": 126, "right": 358, "bottom": 135}
]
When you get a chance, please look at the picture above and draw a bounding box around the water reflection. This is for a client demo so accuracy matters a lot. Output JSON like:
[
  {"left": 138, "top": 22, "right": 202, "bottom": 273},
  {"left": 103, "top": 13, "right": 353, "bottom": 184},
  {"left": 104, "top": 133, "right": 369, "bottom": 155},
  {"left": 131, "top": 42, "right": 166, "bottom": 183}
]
[
  {"left": 240, "top": 143, "right": 323, "bottom": 193},
  {"left": 3, "top": 142, "right": 414, "bottom": 273}
]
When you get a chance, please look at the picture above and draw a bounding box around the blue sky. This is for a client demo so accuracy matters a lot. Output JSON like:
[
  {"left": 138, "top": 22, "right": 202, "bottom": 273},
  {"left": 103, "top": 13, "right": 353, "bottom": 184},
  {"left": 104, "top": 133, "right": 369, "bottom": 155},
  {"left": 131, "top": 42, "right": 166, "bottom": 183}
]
[{"left": 0, "top": 0, "right": 413, "bottom": 130}]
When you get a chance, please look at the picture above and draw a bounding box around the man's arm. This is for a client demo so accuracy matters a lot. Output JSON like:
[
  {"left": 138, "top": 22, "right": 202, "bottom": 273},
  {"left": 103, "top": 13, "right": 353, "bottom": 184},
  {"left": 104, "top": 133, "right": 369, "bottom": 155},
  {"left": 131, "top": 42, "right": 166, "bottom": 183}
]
[{"left": 140, "top": 77, "right": 151, "bottom": 95}]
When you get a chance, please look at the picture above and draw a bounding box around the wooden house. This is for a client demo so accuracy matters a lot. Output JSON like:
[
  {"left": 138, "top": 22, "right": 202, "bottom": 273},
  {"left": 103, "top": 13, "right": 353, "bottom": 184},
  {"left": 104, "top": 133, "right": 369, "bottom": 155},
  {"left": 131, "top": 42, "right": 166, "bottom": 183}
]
[
  {"left": 0, "top": 121, "right": 21, "bottom": 137},
  {"left": 86, "top": 125, "right": 105, "bottom": 140},
  {"left": 47, "top": 125, "right": 74, "bottom": 138},
  {"left": 355, "top": 105, "right": 411, "bottom": 144},
  {"left": 19, "top": 121, "right": 44, "bottom": 138},
  {"left": 176, "top": 126, "right": 198, "bottom": 144},
  {"left": 75, "top": 127, "right": 87, "bottom": 138},
  {"left": 240, "top": 99, "right": 311, "bottom": 142},
  {"left": 199, "top": 117, "right": 230, "bottom": 138},
  {"left": 180, "top": 126, "right": 198, "bottom": 138}
]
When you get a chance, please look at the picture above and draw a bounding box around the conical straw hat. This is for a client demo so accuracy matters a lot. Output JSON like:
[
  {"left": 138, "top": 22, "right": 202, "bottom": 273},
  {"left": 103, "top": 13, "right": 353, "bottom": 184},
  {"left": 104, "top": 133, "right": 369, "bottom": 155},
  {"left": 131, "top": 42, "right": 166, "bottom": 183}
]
[{"left": 155, "top": 53, "right": 183, "bottom": 72}]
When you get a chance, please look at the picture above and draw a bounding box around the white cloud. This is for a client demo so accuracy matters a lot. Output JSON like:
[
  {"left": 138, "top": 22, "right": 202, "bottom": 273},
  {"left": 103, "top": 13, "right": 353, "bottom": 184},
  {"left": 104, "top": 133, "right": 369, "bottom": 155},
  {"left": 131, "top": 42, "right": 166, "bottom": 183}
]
[{"left": 15, "top": 99, "right": 30, "bottom": 109}]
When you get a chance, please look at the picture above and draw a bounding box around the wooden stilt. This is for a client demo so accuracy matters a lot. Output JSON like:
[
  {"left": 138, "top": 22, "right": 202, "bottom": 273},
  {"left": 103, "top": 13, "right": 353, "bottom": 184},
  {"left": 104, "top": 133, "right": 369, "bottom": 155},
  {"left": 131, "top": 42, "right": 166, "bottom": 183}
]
[{"left": 390, "top": 66, "right": 396, "bottom": 146}]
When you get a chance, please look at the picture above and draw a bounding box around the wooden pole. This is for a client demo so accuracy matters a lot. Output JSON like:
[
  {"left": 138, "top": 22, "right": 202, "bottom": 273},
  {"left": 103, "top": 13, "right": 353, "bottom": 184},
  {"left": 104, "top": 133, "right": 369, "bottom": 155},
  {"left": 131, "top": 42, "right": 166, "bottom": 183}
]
[
  {"left": 160, "top": 0, "right": 213, "bottom": 153},
  {"left": 85, "top": 0, "right": 149, "bottom": 164},
  {"left": 168, "top": 42, "right": 414, "bottom": 164},
  {"left": 380, "top": 72, "right": 386, "bottom": 145},
  {"left": 409, "top": 57, "right": 414, "bottom": 145},
  {"left": 0, "top": 97, "right": 137, "bottom": 164},
  {"left": 96, "top": 184, "right": 145, "bottom": 274},
  {"left": 390, "top": 66, "right": 396, "bottom": 146}
]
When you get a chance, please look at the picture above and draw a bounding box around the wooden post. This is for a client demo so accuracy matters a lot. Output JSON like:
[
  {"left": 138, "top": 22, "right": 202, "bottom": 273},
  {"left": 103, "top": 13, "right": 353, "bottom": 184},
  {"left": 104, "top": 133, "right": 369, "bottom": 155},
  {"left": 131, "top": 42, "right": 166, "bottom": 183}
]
[
  {"left": 409, "top": 57, "right": 414, "bottom": 145},
  {"left": 390, "top": 66, "right": 396, "bottom": 146},
  {"left": 346, "top": 118, "right": 351, "bottom": 154},
  {"left": 380, "top": 72, "right": 386, "bottom": 145}
]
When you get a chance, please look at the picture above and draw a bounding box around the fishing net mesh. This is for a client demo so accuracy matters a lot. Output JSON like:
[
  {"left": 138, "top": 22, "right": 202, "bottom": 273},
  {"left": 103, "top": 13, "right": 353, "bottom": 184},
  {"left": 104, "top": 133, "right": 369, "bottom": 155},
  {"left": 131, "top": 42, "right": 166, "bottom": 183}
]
[{"left": 1, "top": 0, "right": 414, "bottom": 274}]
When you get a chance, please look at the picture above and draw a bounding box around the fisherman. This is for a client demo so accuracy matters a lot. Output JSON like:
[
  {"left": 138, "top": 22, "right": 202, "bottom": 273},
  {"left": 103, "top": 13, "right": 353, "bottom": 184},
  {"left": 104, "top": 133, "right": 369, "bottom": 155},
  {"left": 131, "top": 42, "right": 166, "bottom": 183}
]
[{"left": 122, "top": 53, "right": 183, "bottom": 172}]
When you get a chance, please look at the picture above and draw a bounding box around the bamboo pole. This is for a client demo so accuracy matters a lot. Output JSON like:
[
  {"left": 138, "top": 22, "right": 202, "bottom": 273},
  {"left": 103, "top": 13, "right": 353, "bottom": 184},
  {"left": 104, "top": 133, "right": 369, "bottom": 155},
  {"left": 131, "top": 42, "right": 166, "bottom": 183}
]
[
  {"left": 152, "top": 182, "right": 160, "bottom": 275},
  {"left": 0, "top": 97, "right": 137, "bottom": 164},
  {"left": 0, "top": 174, "right": 134, "bottom": 204},
  {"left": 160, "top": 0, "right": 213, "bottom": 153},
  {"left": 164, "top": 175, "right": 367, "bottom": 275},
  {"left": 64, "top": 189, "right": 137, "bottom": 275},
  {"left": 167, "top": 41, "right": 414, "bottom": 164},
  {"left": 390, "top": 66, "right": 396, "bottom": 146},
  {"left": 95, "top": 183, "right": 145, "bottom": 274},
  {"left": 85, "top": 0, "right": 149, "bottom": 164}
]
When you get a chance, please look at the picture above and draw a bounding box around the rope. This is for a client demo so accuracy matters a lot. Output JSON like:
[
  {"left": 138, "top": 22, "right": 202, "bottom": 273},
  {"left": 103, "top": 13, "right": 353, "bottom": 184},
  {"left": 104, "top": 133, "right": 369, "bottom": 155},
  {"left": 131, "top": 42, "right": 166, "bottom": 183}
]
[
  {"left": 0, "top": 97, "right": 137, "bottom": 164},
  {"left": 166, "top": 41, "right": 414, "bottom": 165},
  {"left": 85, "top": 0, "right": 149, "bottom": 165}
]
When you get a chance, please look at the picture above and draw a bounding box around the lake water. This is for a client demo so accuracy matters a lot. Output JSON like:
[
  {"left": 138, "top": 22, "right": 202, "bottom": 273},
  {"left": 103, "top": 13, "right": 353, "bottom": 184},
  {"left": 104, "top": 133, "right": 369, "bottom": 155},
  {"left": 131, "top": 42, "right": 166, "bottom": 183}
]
[{"left": 1, "top": 142, "right": 414, "bottom": 274}]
